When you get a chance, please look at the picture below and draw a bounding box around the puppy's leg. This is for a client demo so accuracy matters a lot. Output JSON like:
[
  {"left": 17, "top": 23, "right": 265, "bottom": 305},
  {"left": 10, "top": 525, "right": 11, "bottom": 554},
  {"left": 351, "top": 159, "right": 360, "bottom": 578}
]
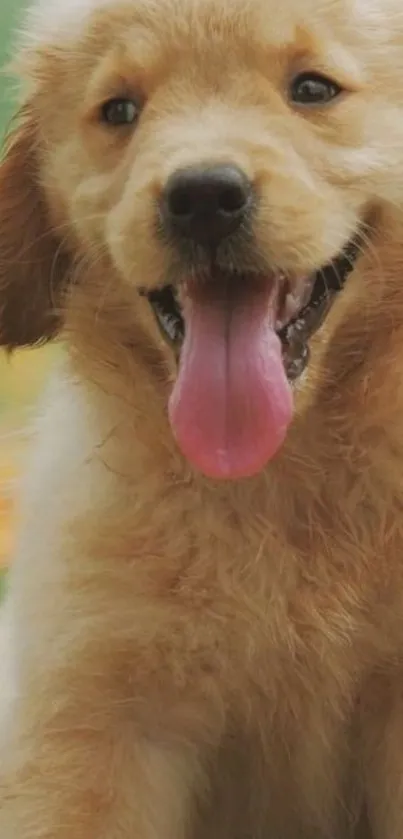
[
  {"left": 361, "top": 671, "right": 403, "bottom": 839},
  {"left": 0, "top": 671, "right": 215, "bottom": 839}
]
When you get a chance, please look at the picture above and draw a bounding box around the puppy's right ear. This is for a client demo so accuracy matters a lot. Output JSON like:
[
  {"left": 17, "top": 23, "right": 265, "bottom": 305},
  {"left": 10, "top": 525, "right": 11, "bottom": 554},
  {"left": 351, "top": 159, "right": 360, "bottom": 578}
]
[{"left": 0, "top": 107, "right": 71, "bottom": 350}]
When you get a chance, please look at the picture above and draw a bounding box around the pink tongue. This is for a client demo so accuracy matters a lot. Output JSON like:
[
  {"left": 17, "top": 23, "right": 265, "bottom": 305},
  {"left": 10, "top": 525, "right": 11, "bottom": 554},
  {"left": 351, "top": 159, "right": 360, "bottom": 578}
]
[{"left": 168, "top": 285, "right": 293, "bottom": 480}]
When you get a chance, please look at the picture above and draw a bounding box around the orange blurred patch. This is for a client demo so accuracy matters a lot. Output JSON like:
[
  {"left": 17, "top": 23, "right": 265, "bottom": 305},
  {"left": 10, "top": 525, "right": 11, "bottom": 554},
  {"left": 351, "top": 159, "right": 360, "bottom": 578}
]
[{"left": 0, "top": 344, "right": 58, "bottom": 568}]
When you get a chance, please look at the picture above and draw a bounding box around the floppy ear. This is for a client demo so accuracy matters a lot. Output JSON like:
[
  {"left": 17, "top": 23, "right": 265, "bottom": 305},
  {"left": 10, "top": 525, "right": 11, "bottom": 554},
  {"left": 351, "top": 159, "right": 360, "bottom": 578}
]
[{"left": 0, "top": 108, "right": 71, "bottom": 349}]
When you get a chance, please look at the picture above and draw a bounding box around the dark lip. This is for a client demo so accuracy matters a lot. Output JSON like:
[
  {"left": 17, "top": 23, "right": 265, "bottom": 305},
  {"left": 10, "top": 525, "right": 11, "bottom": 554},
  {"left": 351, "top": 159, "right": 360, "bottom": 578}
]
[
  {"left": 278, "top": 235, "right": 362, "bottom": 379},
  {"left": 141, "top": 234, "right": 362, "bottom": 382}
]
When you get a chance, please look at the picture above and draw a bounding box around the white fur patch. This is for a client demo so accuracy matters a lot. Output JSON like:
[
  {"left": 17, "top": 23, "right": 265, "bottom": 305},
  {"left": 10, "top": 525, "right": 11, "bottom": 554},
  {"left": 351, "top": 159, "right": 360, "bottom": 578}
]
[{"left": 21, "top": 0, "right": 112, "bottom": 47}]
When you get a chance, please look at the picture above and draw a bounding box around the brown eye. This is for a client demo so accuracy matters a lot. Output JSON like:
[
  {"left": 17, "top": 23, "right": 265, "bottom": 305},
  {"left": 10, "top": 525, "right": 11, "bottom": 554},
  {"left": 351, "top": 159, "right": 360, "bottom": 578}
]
[
  {"left": 100, "top": 97, "right": 140, "bottom": 126},
  {"left": 290, "top": 72, "right": 343, "bottom": 106}
]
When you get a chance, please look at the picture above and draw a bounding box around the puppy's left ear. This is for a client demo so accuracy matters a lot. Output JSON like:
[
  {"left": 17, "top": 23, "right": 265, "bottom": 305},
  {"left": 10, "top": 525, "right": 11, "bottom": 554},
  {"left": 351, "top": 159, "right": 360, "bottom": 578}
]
[{"left": 0, "top": 107, "right": 72, "bottom": 350}]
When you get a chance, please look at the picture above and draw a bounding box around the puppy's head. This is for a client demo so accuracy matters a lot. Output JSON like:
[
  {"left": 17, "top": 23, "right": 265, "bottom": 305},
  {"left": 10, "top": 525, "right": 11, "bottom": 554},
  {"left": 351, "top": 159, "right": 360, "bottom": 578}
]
[{"left": 1, "top": 0, "right": 403, "bottom": 479}]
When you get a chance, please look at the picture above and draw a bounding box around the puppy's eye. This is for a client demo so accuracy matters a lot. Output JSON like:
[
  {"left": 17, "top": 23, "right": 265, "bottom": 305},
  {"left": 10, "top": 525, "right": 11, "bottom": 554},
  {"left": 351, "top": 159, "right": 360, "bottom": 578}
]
[
  {"left": 290, "top": 72, "right": 343, "bottom": 106},
  {"left": 100, "top": 97, "right": 140, "bottom": 126}
]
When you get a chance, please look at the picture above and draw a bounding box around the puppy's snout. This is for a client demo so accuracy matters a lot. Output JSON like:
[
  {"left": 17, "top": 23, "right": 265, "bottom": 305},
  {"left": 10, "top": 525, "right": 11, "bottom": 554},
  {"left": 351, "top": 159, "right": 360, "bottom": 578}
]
[{"left": 160, "top": 164, "right": 253, "bottom": 246}]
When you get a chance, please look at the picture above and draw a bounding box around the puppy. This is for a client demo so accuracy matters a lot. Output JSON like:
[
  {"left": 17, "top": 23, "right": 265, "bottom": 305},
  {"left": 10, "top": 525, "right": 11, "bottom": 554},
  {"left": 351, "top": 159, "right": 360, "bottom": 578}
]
[{"left": 2, "top": 0, "right": 403, "bottom": 836}]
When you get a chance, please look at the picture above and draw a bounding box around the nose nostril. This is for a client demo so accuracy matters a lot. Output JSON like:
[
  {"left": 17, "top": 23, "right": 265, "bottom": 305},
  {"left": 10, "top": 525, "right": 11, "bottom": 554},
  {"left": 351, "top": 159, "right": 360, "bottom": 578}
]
[
  {"left": 218, "top": 184, "right": 248, "bottom": 215},
  {"left": 168, "top": 186, "right": 194, "bottom": 218}
]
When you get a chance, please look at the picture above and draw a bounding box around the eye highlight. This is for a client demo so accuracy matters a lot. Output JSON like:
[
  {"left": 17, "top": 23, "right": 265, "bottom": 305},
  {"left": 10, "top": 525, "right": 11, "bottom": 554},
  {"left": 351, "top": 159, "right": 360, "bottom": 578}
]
[
  {"left": 100, "top": 97, "right": 141, "bottom": 127},
  {"left": 290, "top": 72, "right": 343, "bottom": 106}
]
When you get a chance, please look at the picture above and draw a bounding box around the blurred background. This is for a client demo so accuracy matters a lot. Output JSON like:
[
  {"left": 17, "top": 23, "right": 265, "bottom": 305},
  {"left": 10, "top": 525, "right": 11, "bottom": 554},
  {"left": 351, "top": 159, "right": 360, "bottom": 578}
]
[{"left": 0, "top": 0, "right": 57, "bottom": 573}]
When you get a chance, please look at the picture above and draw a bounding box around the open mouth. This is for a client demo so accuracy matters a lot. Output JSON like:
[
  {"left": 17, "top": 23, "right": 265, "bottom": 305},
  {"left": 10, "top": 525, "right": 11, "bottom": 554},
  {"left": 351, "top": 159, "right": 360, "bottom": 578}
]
[
  {"left": 142, "top": 236, "right": 361, "bottom": 480},
  {"left": 145, "top": 236, "right": 361, "bottom": 382}
]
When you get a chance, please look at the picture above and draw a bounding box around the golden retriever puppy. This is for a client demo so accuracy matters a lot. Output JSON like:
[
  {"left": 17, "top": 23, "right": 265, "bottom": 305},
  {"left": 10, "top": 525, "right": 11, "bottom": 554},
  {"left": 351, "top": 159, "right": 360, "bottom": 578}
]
[{"left": 2, "top": 0, "right": 403, "bottom": 835}]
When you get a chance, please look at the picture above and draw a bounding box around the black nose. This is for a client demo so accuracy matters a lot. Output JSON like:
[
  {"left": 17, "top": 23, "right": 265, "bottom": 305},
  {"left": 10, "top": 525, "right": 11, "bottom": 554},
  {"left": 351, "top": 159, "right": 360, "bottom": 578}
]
[{"left": 160, "top": 164, "right": 253, "bottom": 246}]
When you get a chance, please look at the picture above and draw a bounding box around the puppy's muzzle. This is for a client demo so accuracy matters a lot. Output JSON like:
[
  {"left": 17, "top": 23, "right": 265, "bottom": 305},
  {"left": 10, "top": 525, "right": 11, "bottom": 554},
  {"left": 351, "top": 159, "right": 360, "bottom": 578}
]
[{"left": 159, "top": 163, "right": 253, "bottom": 247}]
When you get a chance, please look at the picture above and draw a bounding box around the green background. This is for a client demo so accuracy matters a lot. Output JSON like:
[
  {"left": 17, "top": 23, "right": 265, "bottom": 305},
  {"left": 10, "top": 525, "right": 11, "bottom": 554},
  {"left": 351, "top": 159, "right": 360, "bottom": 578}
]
[{"left": 0, "top": 0, "right": 26, "bottom": 133}]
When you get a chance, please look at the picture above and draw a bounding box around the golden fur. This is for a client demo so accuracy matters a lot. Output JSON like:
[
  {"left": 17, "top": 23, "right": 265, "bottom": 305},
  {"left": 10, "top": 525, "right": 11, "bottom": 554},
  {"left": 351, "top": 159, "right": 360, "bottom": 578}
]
[{"left": 1, "top": 0, "right": 403, "bottom": 836}]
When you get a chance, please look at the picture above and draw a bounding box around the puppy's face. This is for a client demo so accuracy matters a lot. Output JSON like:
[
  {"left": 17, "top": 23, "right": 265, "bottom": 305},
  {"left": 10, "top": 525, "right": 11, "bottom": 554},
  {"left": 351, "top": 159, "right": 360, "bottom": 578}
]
[{"left": 2, "top": 0, "right": 403, "bottom": 479}]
